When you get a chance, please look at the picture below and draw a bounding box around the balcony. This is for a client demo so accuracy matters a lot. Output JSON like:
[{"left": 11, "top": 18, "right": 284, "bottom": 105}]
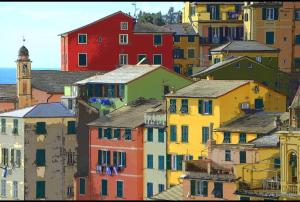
[
  {"left": 144, "top": 113, "right": 166, "bottom": 128},
  {"left": 281, "top": 184, "right": 300, "bottom": 196},
  {"left": 221, "top": 12, "right": 243, "bottom": 21},
  {"left": 195, "top": 11, "right": 243, "bottom": 22}
]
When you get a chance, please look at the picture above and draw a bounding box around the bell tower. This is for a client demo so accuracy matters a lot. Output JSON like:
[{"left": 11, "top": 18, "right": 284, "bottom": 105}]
[{"left": 16, "top": 45, "right": 32, "bottom": 108}]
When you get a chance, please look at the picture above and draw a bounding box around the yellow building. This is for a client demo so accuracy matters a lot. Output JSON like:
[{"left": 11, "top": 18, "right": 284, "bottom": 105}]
[
  {"left": 163, "top": 23, "right": 200, "bottom": 76},
  {"left": 210, "top": 40, "right": 279, "bottom": 69},
  {"left": 243, "top": 2, "right": 300, "bottom": 73},
  {"left": 182, "top": 2, "right": 244, "bottom": 67},
  {"left": 165, "top": 79, "right": 286, "bottom": 187},
  {"left": 278, "top": 85, "right": 300, "bottom": 200}
]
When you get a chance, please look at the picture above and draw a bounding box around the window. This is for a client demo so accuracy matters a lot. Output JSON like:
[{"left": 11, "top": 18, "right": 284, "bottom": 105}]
[
  {"left": 172, "top": 154, "right": 183, "bottom": 171},
  {"left": 174, "top": 35, "right": 180, "bottom": 43},
  {"left": 295, "top": 10, "right": 300, "bottom": 20},
  {"left": 16, "top": 150, "right": 21, "bottom": 168},
  {"left": 202, "top": 127, "right": 209, "bottom": 144},
  {"left": 78, "top": 53, "right": 87, "bottom": 67},
  {"left": 118, "top": 84, "right": 125, "bottom": 98},
  {"left": 295, "top": 58, "right": 300, "bottom": 69},
  {"left": 147, "top": 154, "right": 153, "bottom": 169},
  {"left": 98, "top": 150, "right": 111, "bottom": 165},
  {"left": 188, "top": 35, "right": 195, "bottom": 42},
  {"left": 274, "top": 157, "right": 280, "bottom": 168},
  {"left": 158, "top": 129, "right": 164, "bottom": 143},
  {"left": 213, "top": 182, "right": 223, "bottom": 198},
  {"left": 78, "top": 34, "right": 87, "bottom": 44},
  {"left": 98, "top": 36, "right": 102, "bottom": 43},
  {"left": 13, "top": 119, "right": 18, "bottom": 135},
  {"left": 173, "top": 48, "right": 184, "bottom": 59},
  {"left": 240, "top": 151, "right": 246, "bottom": 163},
  {"left": 67, "top": 121, "right": 76, "bottom": 134},
  {"left": 113, "top": 129, "right": 121, "bottom": 139},
  {"left": 173, "top": 64, "right": 181, "bottom": 74},
  {"left": 79, "top": 178, "right": 85, "bottom": 195},
  {"left": 13, "top": 181, "right": 18, "bottom": 199},
  {"left": 169, "top": 99, "right": 176, "bottom": 113},
  {"left": 170, "top": 125, "right": 177, "bottom": 142},
  {"left": 248, "top": 63, "right": 253, "bottom": 69},
  {"left": 256, "top": 57, "right": 262, "bottom": 63},
  {"left": 180, "top": 99, "right": 188, "bottom": 114},
  {"left": 147, "top": 182, "right": 153, "bottom": 198},
  {"left": 119, "top": 34, "right": 128, "bottom": 44},
  {"left": 164, "top": 85, "right": 170, "bottom": 95},
  {"left": 116, "top": 181, "right": 123, "bottom": 198},
  {"left": 107, "top": 84, "right": 115, "bottom": 97},
  {"left": 98, "top": 128, "right": 103, "bottom": 139},
  {"left": 1, "top": 119, "right": 5, "bottom": 133},
  {"left": 296, "top": 35, "right": 300, "bottom": 44},
  {"left": 208, "top": 5, "right": 219, "bottom": 20},
  {"left": 147, "top": 128, "right": 153, "bottom": 142},
  {"left": 119, "top": 54, "right": 128, "bottom": 65},
  {"left": 1, "top": 180, "right": 6, "bottom": 197},
  {"left": 235, "top": 62, "right": 240, "bottom": 68},
  {"left": 137, "top": 54, "right": 147, "bottom": 63},
  {"left": 124, "top": 129, "right": 132, "bottom": 140},
  {"left": 1, "top": 148, "right": 8, "bottom": 166},
  {"left": 36, "top": 181, "right": 45, "bottom": 199},
  {"left": 266, "top": 32, "right": 274, "bottom": 44},
  {"left": 255, "top": 98, "right": 264, "bottom": 110},
  {"left": 154, "top": 35, "right": 162, "bottom": 45},
  {"left": 120, "top": 22, "right": 128, "bottom": 30},
  {"left": 191, "top": 180, "right": 208, "bottom": 196},
  {"left": 104, "top": 128, "right": 112, "bottom": 139},
  {"left": 190, "top": 6, "right": 195, "bottom": 16},
  {"left": 113, "top": 151, "right": 126, "bottom": 167},
  {"left": 187, "top": 64, "right": 193, "bottom": 76},
  {"left": 225, "top": 150, "right": 231, "bottom": 161},
  {"left": 266, "top": 8, "right": 275, "bottom": 20},
  {"left": 67, "top": 151, "right": 75, "bottom": 166},
  {"left": 101, "top": 179, "right": 108, "bottom": 196},
  {"left": 158, "top": 156, "right": 164, "bottom": 170},
  {"left": 188, "top": 49, "right": 195, "bottom": 58},
  {"left": 68, "top": 99, "right": 73, "bottom": 110},
  {"left": 158, "top": 184, "right": 164, "bottom": 193},
  {"left": 181, "top": 126, "right": 189, "bottom": 143},
  {"left": 36, "top": 149, "right": 45, "bottom": 166},
  {"left": 199, "top": 100, "right": 213, "bottom": 115},
  {"left": 223, "top": 132, "right": 231, "bottom": 143},
  {"left": 153, "top": 54, "right": 162, "bottom": 65},
  {"left": 239, "top": 133, "right": 246, "bottom": 143}
]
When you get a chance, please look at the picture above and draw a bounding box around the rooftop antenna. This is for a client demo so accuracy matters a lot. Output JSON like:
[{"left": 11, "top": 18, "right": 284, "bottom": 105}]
[
  {"left": 132, "top": 2, "right": 139, "bottom": 19},
  {"left": 22, "top": 35, "right": 25, "bottom": 46}
]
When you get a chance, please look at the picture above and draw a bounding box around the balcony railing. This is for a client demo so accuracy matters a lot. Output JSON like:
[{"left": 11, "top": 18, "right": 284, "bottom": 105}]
[{"left": 286, "top": 184, "right": 298, "bottom": 195}]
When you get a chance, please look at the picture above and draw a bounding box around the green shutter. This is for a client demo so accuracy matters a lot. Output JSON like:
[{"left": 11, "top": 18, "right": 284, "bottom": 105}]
[
  {"left": 266, "top": 32, "right": 274, "bottom": 44},
  {"left": 262, "top": 8, "right": 266, "bottom": 20},
  {"left": 102, "top": 179, "right": 107, "bottom": 196},
  {"left": 117, "top": 181, "right": 123, "bottom": 198},
  {"left": 176, "top": 155, "right": 183, "bottom": 170},
  {"left": 36, "top": 149, "right": 45, "bottom": 166},
  {"left": 98, "top": 128, "right": 103, "bottom": 139},
  {"left": 240, "top": 151, "right": 246, "bottom": 163},
  {"left": 98, "top": 150, "right": 102, "bottom": 165},
  {"left": 166, "top": 154, "right": 171, "bottom": 170},
  {"left": 36, "top": 122, "right": 46, "bottom": 134},
  {"left": 113, "top": 151, "right": 118, "bottom": 166},
  {"left": 36, "top": 181, "right": 45, "bottom": 199},
  {"left": 79, "top": 178, "right": 85, "bottom": 195},
  {"left": 208, "top": 100, "right": 212, "bottom": 114},
  {"left": 170, "top": 125, "right": 177, "bottom": 142},
  {"left": 216, "top": 5, "right": 220, "bottom": 20},
  {"left": 107, "top": 151, "right": 111, "bottom": 165},
  {"left": 121, "top": 152, "right": 126, "bottom": 167},
  {"left": 67, "top": 121, "right": 76, "bottom": 134},
  {"left": 198, "top": 100, "right": 203, "bottom": 114},
  {"left": 202, "top": 181, "right": 208, "bottom": 196},
  {"left": 190, "top": 180, "right": 196, "bottom": 195}
]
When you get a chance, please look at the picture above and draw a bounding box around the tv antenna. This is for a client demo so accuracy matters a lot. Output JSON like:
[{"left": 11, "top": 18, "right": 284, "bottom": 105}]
[
  {"left": 22, "top": 35, "right": 26, "bottom": 45},
  {"left": 132, "top": 2, "right": 139, "bottom": 18}
]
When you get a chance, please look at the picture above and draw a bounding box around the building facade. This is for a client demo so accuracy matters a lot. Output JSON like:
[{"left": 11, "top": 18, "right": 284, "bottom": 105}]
[
  {"left": 182, "top": 2, "right": 244, "bottom": 67},
  {"left": 59, "top": 11, "right": 174, "bottom": 71}
]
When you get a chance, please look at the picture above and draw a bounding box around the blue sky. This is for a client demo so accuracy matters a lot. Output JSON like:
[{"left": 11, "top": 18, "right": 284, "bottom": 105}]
[{"left": 0, "top": 2, "right": 183, "bottom": 69}]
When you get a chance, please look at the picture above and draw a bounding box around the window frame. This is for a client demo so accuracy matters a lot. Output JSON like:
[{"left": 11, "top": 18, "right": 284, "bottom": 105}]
[
  {"left": 137, "top": 54, "right": 147, "bottom": 63},
  {"left": 120, "top": 22, "right": 128, "bottom": 30},
  {"left": 225, "top": 150, "right": 231, "bottom": 161},
  {"left": 181, "top": 125, "right": 189, "bottom": 143},
  {"left": 188, "top": 48, "right": 195, "bottom": 58},
  {"left": 295, "top": 9, "right": 300, "bottom": 20},
  {"left": 154, "top": 34, "right": 162, "bottom": 46},
  {"left": 78, "top": 33, "right": 87, "bottom": 44},
  {"left": 78, "top": 53, "right": 87, "bottom": 67},
  {"left": 180, "top": 99, "right": 189, "bottom": 114},
  {"left": 119, "top": 54, "right": 128, "bottom": 66},
  {"left": 116, "top": 180, "right": 124, "bottom": 198},
  {"left": 153, "top": 54, "right": 162, "bottom": 65},
  {"left": 119, "top": 34, "right": 128, "bottom": 45},
  {"left": 223, "top": 132, "right": 231, "bottom": 143},
  {"left": 266, "top": 8, "right": 275, "bottom": 20}
]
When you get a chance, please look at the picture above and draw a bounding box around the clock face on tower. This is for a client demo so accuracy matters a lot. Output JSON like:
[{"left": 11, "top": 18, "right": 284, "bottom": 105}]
[{"left": 22, "top": 64, "right": 27, "bottom": 75}]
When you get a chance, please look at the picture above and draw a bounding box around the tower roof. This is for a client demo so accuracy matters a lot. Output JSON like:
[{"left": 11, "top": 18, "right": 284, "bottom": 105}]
[{"left": 18, "top": 45, "right": 29, "bottom": 57}]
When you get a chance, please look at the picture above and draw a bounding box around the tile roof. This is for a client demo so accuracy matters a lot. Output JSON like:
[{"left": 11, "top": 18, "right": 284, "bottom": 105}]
[
  {"left": 215, "top": 112, "right": 289, "bottom": 134},
  {"left": 150, "top": 184, "right": 183, "bottom": 201},
  {"left": 31, "top": 70, "right": 104, "bottom": 93},
  {"left": 76, "top": 65, "right": 161, "bottom": 85},
  {"left": 211, "top": 40, "right": 279, "bottom": 52},
  {"left": 192, "top": 56, "right": 244, "bottom": 77},
  {"left": 88, "top": 100, "right": 164, "bottom": 128},
  {"left": 162, "top": 23, "right": 197, "bottom": 35},
  {"left": 249, "top": 133, "right": 280, "bottom": 148},
  {"left": 133, "top": 22, "right": 173, "bottom": 33},
  {"left": 0, "top": 102, "right": 74, "bottom": 118},
  {"left": 0, "top": 84, "right": 17, "bottom": 101},
  {"left": 166, "top": 80, "right": 250, "bottom": 98}
]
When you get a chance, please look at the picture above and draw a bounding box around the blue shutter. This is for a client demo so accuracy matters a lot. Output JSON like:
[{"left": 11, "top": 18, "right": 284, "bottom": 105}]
[
  {"left": 147, "top": 183, "right": 153, "bottom": 198},
  {"left": 36, "top": 149, "right": 45, "bottom": 166},
  {"left": 274, "top": 8, "right": 279, "bottom": 20},
  {"left": 147, "top": 128, "right": 153, "bottom": 142},
  {"left": 266, "top": 32, "right": 274, "bottom": 44},
  {"left": 208, "top": 27, "right": 212, "bottom": 43},
  {"left": 158, "top": 129, "right": 164, "bottom": 143},
  {"left": 36, "top": 181, "right": 45, "bottom": 198},
  {"left": 158, "top": 156, "right": 165, "bottom": 170},
  {"left": 198, "top": 100, "right": 203, "bottom": 114},
  {"left": 67, "top": 121, "right": 76, "bottom": 134},
  {"left": 98, "top": 128, "right": 103, "bottom": 139},
  {"left": 147, "top": 155, "right": 153, "bottom": 169}
]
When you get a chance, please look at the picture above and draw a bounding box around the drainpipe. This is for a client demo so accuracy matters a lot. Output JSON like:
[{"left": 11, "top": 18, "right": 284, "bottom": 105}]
[{"left": 61, "top": 117, "right": 65, "bottom": 199}]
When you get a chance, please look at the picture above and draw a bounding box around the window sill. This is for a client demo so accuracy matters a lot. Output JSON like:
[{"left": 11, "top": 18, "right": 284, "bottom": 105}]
[{"left": 78, "top": 43, "right": 87, "bottom": 45}]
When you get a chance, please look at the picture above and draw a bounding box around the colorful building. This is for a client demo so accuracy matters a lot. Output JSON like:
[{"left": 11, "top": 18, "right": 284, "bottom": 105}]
[
  {"left": 165, "top": 80, "right": 286, "bottom": 187},
  {"left": 0, "top": 103, "right": 77, "bottom": 200},
  {"left": 210, "top": 40, "right": 279, "bottom": 67},
  {"left": 243, "top": 2, "right": 300, "bottom": 73},
  {"left": 0, "top": 46, "right": 103, "bottom": 112},
  {"left": 143, "top": 102, "right": 167, "bottom": 199},
  {"left": 76, "top": 100, "right": 163, "bottom": 200},
  {"left": 182, "top": 2, "right": 244, "bottom": 67},
  {"left": 59, "top": 11, "right": 174, "bottom": 71},
  {"left": 192, "top": 56, "right": 292, "bottom": 104},
  {"left": 162, "top": 23, "right": 200, "bottom": 76}
]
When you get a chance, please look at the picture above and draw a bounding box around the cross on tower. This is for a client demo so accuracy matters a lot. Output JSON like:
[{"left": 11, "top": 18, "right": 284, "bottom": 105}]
[{"left": 22, "top": 35, "right": 25, "bottom": 45}]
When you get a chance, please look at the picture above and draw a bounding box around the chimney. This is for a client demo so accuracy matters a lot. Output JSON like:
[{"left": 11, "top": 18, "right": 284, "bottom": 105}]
[
  {"left": 207, "top": 122, "right": 216, "bottom": 160},
  {"left": 274, "top": 115, "right": 282, "bottom": 129}
]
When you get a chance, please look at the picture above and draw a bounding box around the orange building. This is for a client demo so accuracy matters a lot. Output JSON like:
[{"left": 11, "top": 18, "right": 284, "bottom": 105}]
[{"left": 243, "top": 2, "right": 300, "bottom": 73}]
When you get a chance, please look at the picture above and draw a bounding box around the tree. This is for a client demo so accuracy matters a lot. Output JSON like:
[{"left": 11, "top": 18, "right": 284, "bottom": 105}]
[{"left": 137, "top": 7, "right": 182, "bottom": 25}]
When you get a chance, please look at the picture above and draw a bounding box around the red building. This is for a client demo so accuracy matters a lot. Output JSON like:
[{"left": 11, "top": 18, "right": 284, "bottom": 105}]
[
  {"left": 59, "top": 11, "right": 174, "bottom": 71},
  {"left": 75, "top": 100, "right": 162, "bottom": 200}
]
